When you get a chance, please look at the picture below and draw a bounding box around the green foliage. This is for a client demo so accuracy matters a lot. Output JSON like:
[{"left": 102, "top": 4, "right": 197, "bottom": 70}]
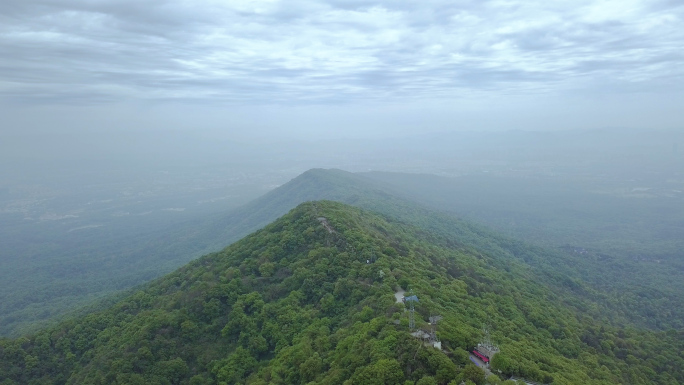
[
  {"left": 5, "top": 166, "right": 683, "bottom": 343},
  {"left": 416, "top": 376, "right": 437, "bottom": 385},
  {"left": 486, "top": 374, "right": 502, "bottom": 385},
  {"left": 351, "top": 358, "right": 404, "bottom": 385},
  {"left": 362, "top": 171, "right": 684, "bottom": 331},
  {"left": 461, "top": 365, "right": 485, "bottom": 385},
  {"left": 490, "top": 352, "right": 511, "bottom": 373},
  {"left": 0, "top": 201, "right": 682, "bottom": 385}
]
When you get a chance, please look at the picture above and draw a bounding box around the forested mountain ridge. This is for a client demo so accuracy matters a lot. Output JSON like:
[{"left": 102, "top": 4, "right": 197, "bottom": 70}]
[
  {"left": 357, "top": 171, "right": 684, "bottom": 331},
  {"left": 1, "top": 201, "right": 682, "bottom": 385},
  {"left": 3, "top": 168, "right": 682, "bottom": 337},
  {"left": 234, "top": 169, "right": 684, "bottom": 331},
  {"left": 0, "top": 168, "right": 451, "bottom": 337},
  {"left": 0, "top": 168, "right": 389, "bottom": 336}
]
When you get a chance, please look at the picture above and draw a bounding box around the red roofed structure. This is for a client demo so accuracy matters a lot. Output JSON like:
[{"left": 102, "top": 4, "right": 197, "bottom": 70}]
[
  {"left": 473, "top": 325, "right": 499, "bottom": 366},
  {"left": 472, "top": 350, "right": 489, "bottom": 362}
]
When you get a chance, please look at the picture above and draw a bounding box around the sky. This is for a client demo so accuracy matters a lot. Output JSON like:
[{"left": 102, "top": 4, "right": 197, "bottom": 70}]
[{"left": 1, "top": 0, "right": 683, "bottom": 139}]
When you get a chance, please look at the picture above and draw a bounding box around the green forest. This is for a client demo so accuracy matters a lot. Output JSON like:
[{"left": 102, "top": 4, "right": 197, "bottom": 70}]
[
  {"left": 360, "top": 171, "right": 684, "bottom": 331},
  {"left": 2, "top": 167, "right": 683, "bottom": 341},
  {"left": 1, "top": 201, "right": 682, "bottom": 384}
]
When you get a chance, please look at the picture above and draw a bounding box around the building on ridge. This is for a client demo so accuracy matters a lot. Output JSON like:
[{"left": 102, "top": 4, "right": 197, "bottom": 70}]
[{"left": 473, "top": 325, "right": 499, "bottom": 366}]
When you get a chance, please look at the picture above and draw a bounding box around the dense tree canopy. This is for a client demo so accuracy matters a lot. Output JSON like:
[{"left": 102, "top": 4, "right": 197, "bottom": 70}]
[{"left": 1, "top": 201, "right": 682, "bottom": 384}]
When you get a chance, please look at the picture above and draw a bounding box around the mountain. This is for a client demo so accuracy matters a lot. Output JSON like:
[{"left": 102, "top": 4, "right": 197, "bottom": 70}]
[
  {"left": 208, "top": 169, "right": 684, "bottom": 331},
  {"left": 1, "top": 201, "right": 682, "bottom": 385},
  {"left": 357, "top": 171, "right": 684, "bottom": 331},
  {"left": 0, "top": 168, "right": 384, "bottom": 336},
  {"left": 3, "top": 168, "right": 682, "bottom": 336},
  {"left": 0, "top": 168, "right": 441, "bottom": 337}
]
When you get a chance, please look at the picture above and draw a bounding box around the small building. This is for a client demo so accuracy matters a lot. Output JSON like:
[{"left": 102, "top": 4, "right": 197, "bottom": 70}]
[
  {"left": 473, "top": 343, "right": 498, "bottom": 364},
  {"left": 402, "top": 295, "right": 419, "bottom": 304},
  {"left": 473, "top": 326, "right": 499, "bottom": 366}
]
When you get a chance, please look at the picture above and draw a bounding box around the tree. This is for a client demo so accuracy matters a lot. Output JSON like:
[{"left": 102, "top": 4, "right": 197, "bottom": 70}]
[
  {"left": 416, "top": 376, "right": 437, "bottom": 385},
  {"left": 461, "top": 365, "right": 485, "bottom": 385},
  {"left": 490, "top": 353, "right": 512, "bottom": 374},
  {"left": 351, "top": 358, "right": 404, "bottom": 385},
  {"left": 215, "top": 347, "right": 257, "bottom": 384},
  {"left": 259, "top": 262, "right": 276, "bottom": 277},
  {"left": 300, "top": 352, "right": 323, "bottom": 382},
  {"left": 153, "top": 358, "right": 188, "bottom": 384},
  {"left": 373, "top": 359, "right": 404, "bottom": 385}
]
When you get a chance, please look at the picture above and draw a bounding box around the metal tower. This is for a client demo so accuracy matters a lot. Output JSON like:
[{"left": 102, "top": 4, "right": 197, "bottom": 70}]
[
  {"left": 404, "top": 289, "right": 419, "bottom": 330},
  {"left": 475, "top": 323, "right": 499, "bottom": 363},
  {"left": 482, "top": 324, "right": 491, "bottom": 346},
  {"left": 429, "top": 315, "right": 442, "bottom": 342}
]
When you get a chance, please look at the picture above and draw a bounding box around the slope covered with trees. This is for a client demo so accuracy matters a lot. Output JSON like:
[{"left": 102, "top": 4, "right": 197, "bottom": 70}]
[
  {"left": 0, "top": 168, "right": 384, "bottom": 336},
  {"left": 1, "top": 201, "right": 682, "bottom": 384},
  {"left": 359, "top": 171, "right": 684, "bottom": 331},
  {"left": 3, "top": 168, "right": 683, "bottom": 338},
  {"left": 0, "top": 168, "right": 442, "bottom": 336}
]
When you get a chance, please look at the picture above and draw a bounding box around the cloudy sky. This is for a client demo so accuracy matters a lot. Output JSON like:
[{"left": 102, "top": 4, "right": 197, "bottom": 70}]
[{"left": 1, "top": 0, "right": 683, "bottom": 138}]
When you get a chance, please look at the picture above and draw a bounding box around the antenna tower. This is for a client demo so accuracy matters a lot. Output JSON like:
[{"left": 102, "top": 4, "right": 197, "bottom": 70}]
[
  {"left": 408, "top": 289, "right": 416, "bottom": 330},
  {"left": 429, "top": 315, "right": 442, "bottom": 342},
  {"left": 477, "top": 323, "right": 499, "bottom": 360},
  {"left": 482, "top": 324, "right": 492, "bottom": 346}
]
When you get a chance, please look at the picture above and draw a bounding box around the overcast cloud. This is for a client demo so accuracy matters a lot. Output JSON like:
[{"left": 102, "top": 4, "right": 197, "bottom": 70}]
[{"left": 1, "top": 0, "right": 683, "bottom": 136}]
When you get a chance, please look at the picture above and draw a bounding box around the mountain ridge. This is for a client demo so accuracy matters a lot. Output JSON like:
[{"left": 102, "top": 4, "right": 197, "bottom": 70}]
[
  {"left": 1, "top": 200, "right": 682, "bottom": 384},
  {"left": 3, "top": 167, "right": 679, "bottom": 336}
]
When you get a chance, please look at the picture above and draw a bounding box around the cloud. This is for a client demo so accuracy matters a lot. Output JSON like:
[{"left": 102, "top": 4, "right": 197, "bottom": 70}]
[{"left": 0, "top": 0, "right": 682, "bottom": 106}]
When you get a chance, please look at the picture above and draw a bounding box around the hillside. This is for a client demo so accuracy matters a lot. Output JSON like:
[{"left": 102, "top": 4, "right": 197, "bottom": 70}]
[
  {"left": 223, "top": 169, "right": 684, "bottom": 331},
  {"left": 359, "top": 171, "right": 684, "bottom": 330},
  {"left": 3, "top": 168, "right": 683, "bottom": 336},
  {"left": 0, "top": 168, "right": 418, "bottom": 336},
  {"left": 1, "top": 201, "right": 682, "bottom": 385},
  {"left": 0, "top": 168, "right": 375, "bottom": 336}
]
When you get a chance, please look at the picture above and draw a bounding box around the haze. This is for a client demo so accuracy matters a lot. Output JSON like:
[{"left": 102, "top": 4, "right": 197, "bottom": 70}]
[{"left": 1, "top": 0, "right": 684, "bottom": 337}]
